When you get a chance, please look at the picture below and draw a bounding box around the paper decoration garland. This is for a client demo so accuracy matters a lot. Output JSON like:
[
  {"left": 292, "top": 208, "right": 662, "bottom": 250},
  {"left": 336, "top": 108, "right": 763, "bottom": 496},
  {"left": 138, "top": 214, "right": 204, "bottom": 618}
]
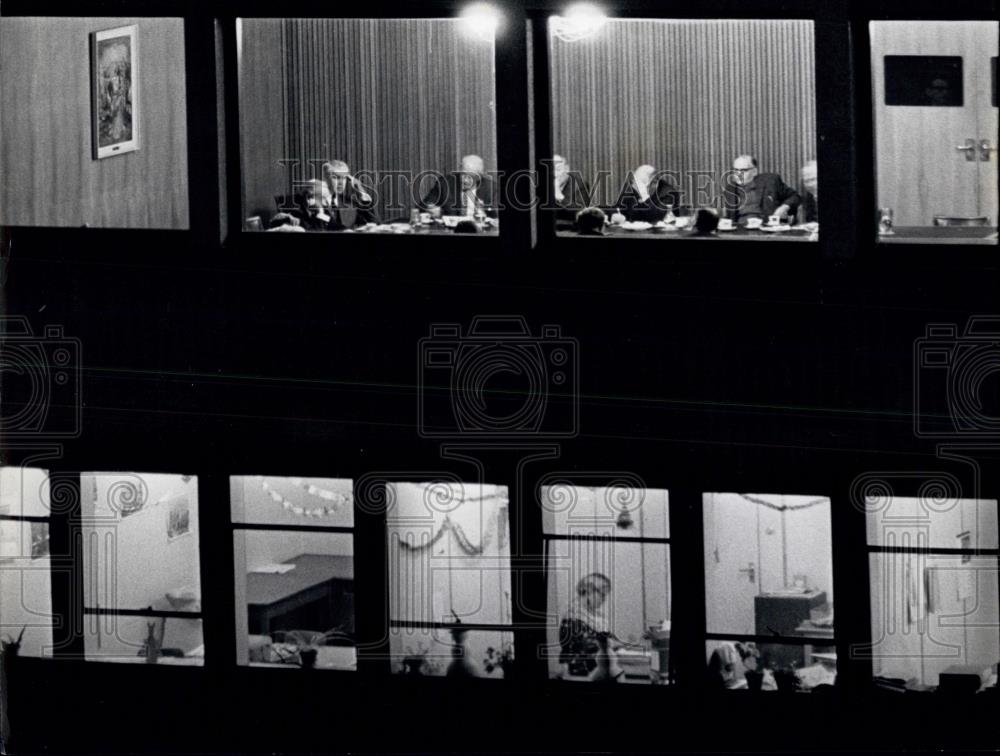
[
  {"left": 257, "top": 476, "right": 353, "bottom": 518},
  {"left": 396, "top": 493, "right": 510, "bottom": 555},
  {"left": 740, "top": 493, "right": 828, "bottom": 512}
]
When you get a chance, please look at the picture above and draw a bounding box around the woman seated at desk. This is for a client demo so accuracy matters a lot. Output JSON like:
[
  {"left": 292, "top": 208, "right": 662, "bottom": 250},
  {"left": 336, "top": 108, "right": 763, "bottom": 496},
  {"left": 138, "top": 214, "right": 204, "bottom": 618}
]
[
  {"left": 558, "top": 572, "right": 624, "bottom": 682},
  {"left": 611, "top": 164, "right": 683, "bottom": 224}
]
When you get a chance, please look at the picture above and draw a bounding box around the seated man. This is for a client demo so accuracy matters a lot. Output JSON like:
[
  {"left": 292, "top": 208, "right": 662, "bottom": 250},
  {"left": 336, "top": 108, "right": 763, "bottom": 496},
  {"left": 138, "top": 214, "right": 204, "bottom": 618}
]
[
  {"left": 612, "top": 164, "right": 682, "bottom": 223},
  {"left": 419, "top": 154, "right": 496, "bottom": 217},
  {"left": 552, "top": 154, "right": 592, "bottom": 226},
  {"left": 798, "top": 159, "right": 818, "bottom": 224},
  {"left": 723, "top": 154, "right": 800, "bottom": 225},
  {"left": 290, "top": 179, "right": 336, "bottom": 231},
  {"left": 323, "top": 160, "right": 378, "bottom": 229}
]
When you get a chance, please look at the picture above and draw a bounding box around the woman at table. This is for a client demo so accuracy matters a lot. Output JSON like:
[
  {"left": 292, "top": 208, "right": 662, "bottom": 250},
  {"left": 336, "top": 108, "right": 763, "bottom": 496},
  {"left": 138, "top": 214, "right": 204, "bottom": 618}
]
[
  {"left": 558, "top": 572, "right": 624, "bottom": 682},
  {"left": 612, "top": 164, "right": 682, "bottom": 223},
  {"left": 552, "top": 154, "right": 591, "bottom": 227}
]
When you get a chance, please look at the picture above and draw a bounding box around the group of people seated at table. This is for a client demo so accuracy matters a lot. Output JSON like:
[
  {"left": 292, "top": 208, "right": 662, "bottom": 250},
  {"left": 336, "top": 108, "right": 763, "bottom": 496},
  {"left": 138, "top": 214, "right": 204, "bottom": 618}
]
[
  {"left": 265, "top": 154, "right": 496, "bottom": 232},
  {"left": 557, "top": 153, "right": 819, "bottom": 235},
  {"left": 263, "top": 152, "right": 818, "bottom": 235}
]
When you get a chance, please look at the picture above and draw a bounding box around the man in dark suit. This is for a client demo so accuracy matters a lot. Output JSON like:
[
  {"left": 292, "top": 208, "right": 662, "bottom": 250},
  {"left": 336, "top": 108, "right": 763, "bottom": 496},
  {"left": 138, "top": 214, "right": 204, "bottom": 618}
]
[
  {"left": 419, "top": 154, "right": 496, "bottom": 217},
  {"left": 323, "top": 160, "right": 378, "bottom": 229},
  {"left": 798, "top": 160, "right": 818, "bottom": 224},
  {"left": 612, "top": 164, "right": 682, "bottom": 223},
  {"left": 723, "top": 154, "right": 800, "bottom": 225}
]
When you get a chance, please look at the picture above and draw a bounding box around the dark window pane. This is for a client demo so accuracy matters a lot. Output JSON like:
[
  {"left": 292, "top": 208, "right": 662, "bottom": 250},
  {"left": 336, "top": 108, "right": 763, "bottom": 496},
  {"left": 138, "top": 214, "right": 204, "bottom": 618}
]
[{"left": 884, "top": 55, "right": 963, "bottom": 106}]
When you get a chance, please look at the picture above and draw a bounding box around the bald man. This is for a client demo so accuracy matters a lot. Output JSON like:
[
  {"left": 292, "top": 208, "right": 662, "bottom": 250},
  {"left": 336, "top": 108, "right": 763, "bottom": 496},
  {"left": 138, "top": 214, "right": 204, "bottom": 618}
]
[
  {"left": 613, "top": 164, "right": 682, "bottom": 223},
  {"left": 419, "top": 154, "right": 496, "bottom": 217},
  {"left": 722, "top": 155, "right": 800, "bottom": 226}
]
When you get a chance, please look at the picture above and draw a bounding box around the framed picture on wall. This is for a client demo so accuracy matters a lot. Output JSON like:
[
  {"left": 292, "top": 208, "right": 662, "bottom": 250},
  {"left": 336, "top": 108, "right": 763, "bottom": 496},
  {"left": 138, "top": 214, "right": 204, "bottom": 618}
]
[
  {"left": 166, "top": 495, "right": 191, "bottom": 541},
  {"left": 90, "top": 24, "right": 140, "bottom": 159}
]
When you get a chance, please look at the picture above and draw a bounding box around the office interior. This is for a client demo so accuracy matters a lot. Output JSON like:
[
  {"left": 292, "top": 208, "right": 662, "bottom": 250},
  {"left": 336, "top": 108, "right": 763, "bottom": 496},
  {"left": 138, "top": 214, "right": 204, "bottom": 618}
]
[{"left": 1, "top": 0, "right": 999, "bottom": 753}]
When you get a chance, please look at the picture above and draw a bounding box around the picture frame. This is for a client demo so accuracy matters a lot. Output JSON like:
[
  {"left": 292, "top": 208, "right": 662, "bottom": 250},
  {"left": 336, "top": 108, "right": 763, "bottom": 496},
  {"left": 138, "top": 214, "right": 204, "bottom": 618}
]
[
  {"left": 90, "top": 24, "right": 140, "bottom": 159},
  {"left": 166, "top": 494, "right": 191, "bottom": 541}
]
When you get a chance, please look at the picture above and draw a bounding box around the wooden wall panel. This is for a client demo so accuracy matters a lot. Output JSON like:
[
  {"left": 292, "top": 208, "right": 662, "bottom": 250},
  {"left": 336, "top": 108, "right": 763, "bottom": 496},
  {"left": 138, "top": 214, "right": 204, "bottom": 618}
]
[
  {"left": 240, "top": 19, "right": 496, "bottom": 222},
  {"left": 0, "top": 18, "right": 189, "bottom": 229},
  {"left": 549, "top": 19, "right": 817, "bottom": 208}
]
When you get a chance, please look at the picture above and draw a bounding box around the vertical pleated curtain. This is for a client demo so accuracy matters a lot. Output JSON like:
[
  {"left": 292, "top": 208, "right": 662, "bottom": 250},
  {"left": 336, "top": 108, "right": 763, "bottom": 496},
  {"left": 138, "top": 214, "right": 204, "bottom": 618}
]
[
  {"left": 549, "top": 19, "right": 817, "bottom": 207},
  {"left": 280, "top": 19, "right": 497, "bottom": 220}
]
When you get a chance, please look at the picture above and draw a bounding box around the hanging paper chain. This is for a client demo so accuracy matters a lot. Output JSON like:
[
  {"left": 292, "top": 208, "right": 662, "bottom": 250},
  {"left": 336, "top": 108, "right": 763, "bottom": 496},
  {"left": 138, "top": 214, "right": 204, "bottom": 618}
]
[
  {"left": 257, "top": 476, "right": 352, "bottom": 518},
  {"left": 397, "top": 502, "right": 508, "bottom": 555},
  {"left": 740, "top": 493, "right": 828, "bottom": 511}
]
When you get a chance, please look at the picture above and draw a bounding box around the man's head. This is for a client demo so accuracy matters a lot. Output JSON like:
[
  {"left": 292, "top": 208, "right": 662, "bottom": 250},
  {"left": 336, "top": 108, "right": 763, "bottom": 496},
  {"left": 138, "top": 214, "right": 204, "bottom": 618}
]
[
  {"left": 324, "top": 160, "right": 351, "bottom": 196},
  {"left": 632, "top": 164, "right": 656, "bottom": 191},
  {"left": 459, "top": 154, "right": 486, "bottom": 191},
  {"left": 553, "top": 154, "right": 569, "bottom": 182},
  {"left": 575, "top": 206, "right": 606, "bottom": 235},
  {"left": 801, "top": 160, "right": 817, "bottom": 196},
  {"left": 731, "top": 155, "right": 758, "bottom": 187},
  {"left": 301, "top": 179, "right": 331, "bottom": 210}
]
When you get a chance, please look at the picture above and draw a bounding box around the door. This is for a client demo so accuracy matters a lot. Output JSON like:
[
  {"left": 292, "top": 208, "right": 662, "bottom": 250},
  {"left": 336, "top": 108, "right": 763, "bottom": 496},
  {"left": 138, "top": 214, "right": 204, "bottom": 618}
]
[
  {"left": 871, "top": 21, "right": 999, "bottom": 227},
  {"left": 703, "top": 493, "right": 759, "bottom": 635}
]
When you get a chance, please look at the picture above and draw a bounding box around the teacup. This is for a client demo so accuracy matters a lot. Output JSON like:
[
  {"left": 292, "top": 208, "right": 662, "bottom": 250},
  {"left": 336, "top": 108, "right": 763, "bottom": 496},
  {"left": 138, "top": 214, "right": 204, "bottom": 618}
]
[
  {"left": 767, "top": 214, "right": 783, "bottom": 227},
  {"left": 419, "top": 212, "right": 431, "bottom": 225},
  {"left": 745, "top": 217, "right": 763, "bottom": 230},
  {"left": 674, "top": 216, "right": 691, "bottom": 229},
  {"left": 718, "top": 218, "right": 734, "bottom": 231}
]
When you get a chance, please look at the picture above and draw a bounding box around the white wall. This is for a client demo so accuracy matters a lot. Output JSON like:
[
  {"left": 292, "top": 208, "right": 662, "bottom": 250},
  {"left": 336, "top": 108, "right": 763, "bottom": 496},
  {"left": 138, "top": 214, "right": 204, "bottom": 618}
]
[
  {"left": 80, "top": 473, "right": 200, "bottom": 611},
  {"left": 0, "top": 468, "right": 54, "bottom": 657}
]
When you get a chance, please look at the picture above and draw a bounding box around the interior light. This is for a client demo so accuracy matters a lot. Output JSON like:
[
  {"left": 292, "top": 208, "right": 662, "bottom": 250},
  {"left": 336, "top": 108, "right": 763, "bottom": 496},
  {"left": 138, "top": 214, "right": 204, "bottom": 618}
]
[
  {"left": 460, "top": 3, "right": 502, "bottom": 41},
  {"left": 552, "top": 3, "right": 607, "bottom": 42}
]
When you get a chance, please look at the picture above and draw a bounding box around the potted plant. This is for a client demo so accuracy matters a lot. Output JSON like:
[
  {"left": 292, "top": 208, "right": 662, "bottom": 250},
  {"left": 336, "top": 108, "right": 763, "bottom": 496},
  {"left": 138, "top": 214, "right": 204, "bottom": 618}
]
[{"left": 482, "top": 640, "right": 515, "bottom": 678}]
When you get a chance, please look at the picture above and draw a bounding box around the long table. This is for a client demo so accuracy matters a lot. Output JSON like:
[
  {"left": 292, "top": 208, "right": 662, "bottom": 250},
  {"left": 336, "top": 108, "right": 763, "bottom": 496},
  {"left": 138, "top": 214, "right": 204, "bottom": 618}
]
[
  {"left": 570, "top": 224, "right": 817, "bottom": 241},
  {"left": 878, "top": 226, "right": 998, "bottom": 245}
]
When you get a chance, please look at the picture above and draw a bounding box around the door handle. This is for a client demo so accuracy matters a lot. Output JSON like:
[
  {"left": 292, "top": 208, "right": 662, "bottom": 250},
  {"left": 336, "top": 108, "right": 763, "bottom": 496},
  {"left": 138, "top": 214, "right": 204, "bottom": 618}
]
[
  {"left": 980, "top": 140, "right": 998, "bottom": 162},
  {"left": 737, "top": 562, "right": 756, "bottom": 583},
  {"left": 956, "top": 139, "right": 977, "bottom": 161}
]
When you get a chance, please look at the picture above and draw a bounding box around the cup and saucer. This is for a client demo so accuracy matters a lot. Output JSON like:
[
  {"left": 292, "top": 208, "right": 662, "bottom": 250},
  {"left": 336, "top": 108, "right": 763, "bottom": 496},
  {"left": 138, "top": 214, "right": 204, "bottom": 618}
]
[{"left": 717, "top": 218, "right": 735, "bottom": 232}]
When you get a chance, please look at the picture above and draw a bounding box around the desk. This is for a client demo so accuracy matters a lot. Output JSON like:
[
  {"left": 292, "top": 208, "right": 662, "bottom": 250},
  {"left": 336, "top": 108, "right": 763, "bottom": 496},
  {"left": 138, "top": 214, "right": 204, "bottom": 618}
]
[
  {"left": 879, "top": 226, "right": 998, "bottom": 245},
  {"left": 247, "top": 554, "right": 354, "bottom": 636}
]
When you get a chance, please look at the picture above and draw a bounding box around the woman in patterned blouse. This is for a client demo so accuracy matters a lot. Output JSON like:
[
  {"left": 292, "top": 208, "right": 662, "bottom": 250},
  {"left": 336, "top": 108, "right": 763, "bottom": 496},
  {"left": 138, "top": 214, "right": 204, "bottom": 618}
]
[{"left": 558, "top": 572, "right": 623, "bottom": 682}]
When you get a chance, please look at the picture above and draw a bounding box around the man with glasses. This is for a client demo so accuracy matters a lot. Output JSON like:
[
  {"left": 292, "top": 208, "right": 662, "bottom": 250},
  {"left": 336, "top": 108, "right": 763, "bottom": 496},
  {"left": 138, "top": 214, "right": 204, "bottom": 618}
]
[{"left": 723, "top": 154, "right": 800, "bottom": 226}]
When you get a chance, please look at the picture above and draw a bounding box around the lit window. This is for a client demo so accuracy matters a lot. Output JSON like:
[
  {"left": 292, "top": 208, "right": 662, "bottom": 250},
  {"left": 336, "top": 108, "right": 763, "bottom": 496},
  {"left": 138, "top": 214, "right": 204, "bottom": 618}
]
[
  {"left": 80, "top": 473, "right": 203, "bottom": 665},
  {"left": 387, "top": 482, "right": 513, "bottom": 678},
  {"left": 703, "top": 493, "right": 836, "bottom": 691},
  {"left": 543, "top": 485, "right": 671, "bottom": 684},
  {"left": 231, "top": 476, "right": 356, "bottom": 671}
]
